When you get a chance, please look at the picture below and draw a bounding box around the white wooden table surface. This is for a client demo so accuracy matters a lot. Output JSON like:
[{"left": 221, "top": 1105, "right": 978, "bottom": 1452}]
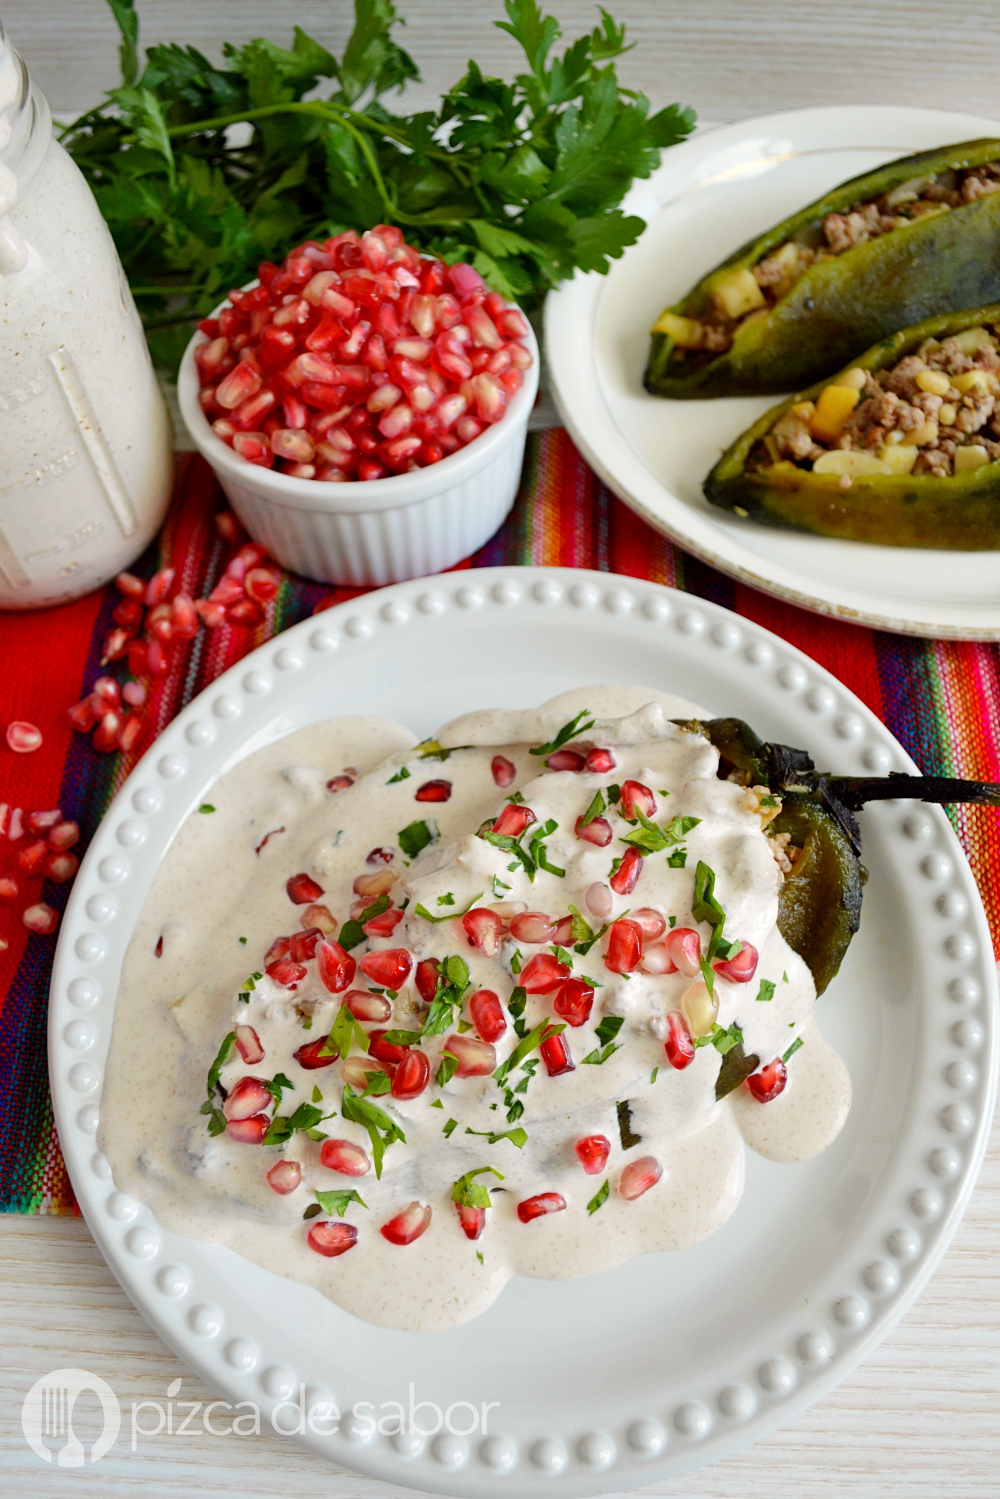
[{"left": 3, "top": 3, "right": 1000, "bottom": 1493}]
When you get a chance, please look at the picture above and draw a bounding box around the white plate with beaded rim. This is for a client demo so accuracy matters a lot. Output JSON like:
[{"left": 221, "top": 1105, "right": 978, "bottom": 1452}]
[
  {"left": 50, "top": 566, "right": 996, "bottom": 1495},
  {"left": 545, "top": 104, "right": 1000, "bottom": 640}
]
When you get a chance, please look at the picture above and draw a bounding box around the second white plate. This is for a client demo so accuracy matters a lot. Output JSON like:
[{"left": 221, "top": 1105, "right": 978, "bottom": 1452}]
[{"left": 545, "top": 105, "right": 1000, "bottom": 638}]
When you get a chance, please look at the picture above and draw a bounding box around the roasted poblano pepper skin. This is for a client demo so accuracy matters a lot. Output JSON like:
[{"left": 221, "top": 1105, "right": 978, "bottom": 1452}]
[
  {"left": 646, "top": 139, "right": 1000, "bottom": 399},
  {"left": 702, "top": 304, "right": 1000, "bottom": 548}
]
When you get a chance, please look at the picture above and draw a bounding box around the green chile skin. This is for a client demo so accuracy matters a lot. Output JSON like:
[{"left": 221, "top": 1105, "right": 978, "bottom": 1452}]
[
  {"left": 703, "top": 302, "right": 1000, "bottom": 549},
  {"left": 646, "top": 138, "right": 1000, "bottom": 399}
]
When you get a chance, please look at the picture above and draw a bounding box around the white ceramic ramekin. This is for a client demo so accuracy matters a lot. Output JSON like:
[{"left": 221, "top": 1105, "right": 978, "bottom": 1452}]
[{"left": 177, "top": 307, "right": 538, "bottom": 587}]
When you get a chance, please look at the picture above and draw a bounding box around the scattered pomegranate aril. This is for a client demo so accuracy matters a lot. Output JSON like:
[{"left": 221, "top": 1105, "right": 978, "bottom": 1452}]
[
  {"left": 639, "top": 942, "right": 676, "bottom": 976},
  {"left": 317, "top": 939, "right": 356, "bottom": 994},
  {"left": 381, "top": 1200, "right": 431, "bottom": 1245},
  {"left": 354, "top": 867, "right": 395, "bottom": 897},
  {"left": 540, "top": 1029, "right": 574, "bottom": 1077},
  {"left": 308, "top": 1220, "right": 358, "bottom": 1256},
  {"left": 609, "top": 845, "right": 643, "bottom": 896},
  {"left": 18, "top": 840, "right": 49, "bottom": 874},
  {"left": 360, "top": 947, "right": 412, "bottom": 989},
  {"left": 604, "top": 919, "right": 643, "bottom": 974},
  {"left": 490, "top": 803, "right": 536, "bottom": 838},
  {"left": 664, "top": 1011, "right": 695, "bottom": 1070},
  {"left": 94, "top": 710, "right": 122, "bottom": 752},
  {"left": 663, "top": 927, "right": 702, "bottom": 978},
  {"left": 115, "top": 570, "right": 146, "bottom": 598},
  {"left": 67, "top": 698, "right": 97, "bottom": 733},
  {"left": 520, "top": 951, "right": 571, "bottom": 994},
  {"left": 122, "top": 681, "right": 146, "bottom": 708},
  {"left": 112, "top": 597, "right": 143, "bottom": 630},
  {"left": 223, "top": 1076, "right": 272, "bottom": 1121},
  {"left": 414, "top": 779, "right": 451, "bottom": 802},
  {"left": 8, "top": 808, "right": 23, "bottom": 841},
  {"left": 509, "top": 911, "right": 555, "bottom": 944},
  {"left": 266, "top": 957, "right": 308, "bottom": 989},
  {"left": 553, "top": 978, "right": 595, "bottom": 1027},
  {"left": 619, "top": 1155, "right": 663, "bottom": 1201},
  {"left": 6, "top": 720, "right": 42, "bottom": 754},
  {"left": 146, "top": 639, "right": 170, "bottom": 676},
  {"left": 0, "top": 875, "right": 18, "bottom": 901},
  {"left": 713, "top": 942, "right": 759, "bottom": 983},
  {"left": 320, "top": 1138, "right": 371, "bottom": 1176},
  {"left": 632, "top": 908, "right": 667, "bottom": 940},
  {"left": 576, "top": 813, "right": 612, "bottom": 847},
  {"left": 326, "top": 775, "right": 354, "bottom": 794},
  {"left": 234, "top": 1025, "right": 264, "bottom": 1064},
  {"left": 469, "top": 988, "right": 507, "bottom": 1043},
  {"left": 546, "top": 749, "right": 585, "bottom": 772},
  {"left": 575, "top": 1135, "right": 611, "bottom": 1175},
  {"left": 517, "top": 1192, "right": 566, "bottom": 1224},
  {"left": 300, "top": 903, "right": 336, "bottom": 935},
  {"left": 287, "top": 871, "right": 324, "bottom": 904},
  {"left": 264, "top": 935, "right": 290, "bottom": 966},
  {"left": 226, "top": 595, "right": 266, "bottom": 626},
  {"left": 288, "top": 927, "right": 323, "bottom": 962},
  {"left": 117, "top": 716, "right": 142, "bottom": 755},
  {"left": 363, "top": 906, "right": 404, "bottom": 938},
  {"left": 366, "top": 846, "right": 395, "bottom": 865},
  {"left": 444, "top": 1033, "right": 497, "bottom": 1077},
  {"left": 415, "top": 958, "right": 440, "bottom": 1005},
  {"left": 551, "top": 914, "right": 575, "bottom": 945},
  {"left": 620, "top": 779, "right": 656, "bottom": 822},
  {"left": 44, "top": 852, "right": 79, "bottom": 884},
  {"left": 368, "top": 1029, "right": 409, "bottom": 1066},
  {"left": 214, "top": 510, "right": 241, "bottom": 543},
  {"left": 23, "top": 903, "right": 58, "bottom": 934},
  {"left": 344, "top": 989, "right": 392, "bottom": 1022},
  {"left": 462, "top": 906, "right": 504, "bottom": 958},
  {"left": 266, "top": 1159, "right": 301, "bottom": 1194},
  {"left": 456, "top": 1203, "right": 486, "bottom": 1240},
  {"left": 294, "top": 1034, "right": 339, "bottom": 1069},
  {"left": 746, "top": 1060, "right": 787, "bottom": 1103},
  {"left": 226, "top": 1114, "right": 269, "bottom": 1145},
  {"left": 144, "top": 566, "right": 176, "bottom": 607},
  {"left": 391, "top": 1048, "right": 430, "bottom": 1100},
  {"left": 244, "top": 567, "right": 280, "bottom": 603}
]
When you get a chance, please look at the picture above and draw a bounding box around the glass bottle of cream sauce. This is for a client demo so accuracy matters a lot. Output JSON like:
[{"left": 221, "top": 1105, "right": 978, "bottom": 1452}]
[{"left": 0, "top": 25, "right": 172, "bottom": 609}]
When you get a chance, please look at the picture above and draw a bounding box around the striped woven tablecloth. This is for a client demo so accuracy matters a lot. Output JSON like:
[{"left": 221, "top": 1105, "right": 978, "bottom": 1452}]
[{"left": 2, "top": 428, "right": 999, "bottom": 1216}]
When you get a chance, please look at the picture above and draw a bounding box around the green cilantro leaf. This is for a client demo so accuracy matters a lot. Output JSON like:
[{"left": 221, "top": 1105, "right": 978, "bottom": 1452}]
[
  {"left": 198, "top": 803, "right": 215, "bottom": 814},
  {"left": 667, "top": 847, "right": 688, "bottom": 868},
  {"left": 465, "top": 1126, "right": 528, "bottom": 1148},
  {"left": 263, "top": 1071, "right": 295, "bottom": 1107},
  {"left": 341, "top": 1085, "right": 406, "bottom": 1178},
  {"left": 595, "top": 1015, "right": 624, "bottom": 1047},
  {"left": 782, "top": 1036, "right": 804, "bottom": 1064},
  {"left": 398, "top": 819, "right": 436, "bottom": 859},
  {"left": 338, "top": 893, "right": 391, "bottom": 951},
  {"left": 586, "top": 1179, "right": 610, "bottom": 1215},
  {"left": 529, "top": 709, "right": 596, "bottom": 757},
  {"left": 437, "top": 892, "right": 455, "bottom": 906},
  {"left": 205, "top": 1031, "right": 235, "bottom": 1101},
  {"left": 415, "top": 892, "right": 483, "bottom": 923},
  {"left": 756, "top": 978, "right": 776, "bottom": 1003},
  {"left": 493, "top": 1018, "right": 565, "bottom": 1084},
  {"left": 452, "top": 1165, "right": 504, "bottom": 1209},
  {"left": 319, "top": 1004, "right": 370, "bottom": 1060},
  {"left": 578, "top": 788, "right": 606, "bottom": 828},
  {"left": 436, "top": 1053, "right": 459, "bottom": 1087},
  {"left": 443, "top": 1117, "right": 459, "bottom": 1138},
  {"left": 315, "top": 1188, "right": 367, "bottom": 1218},
  {"left": 387, "top": 766, "right": 411, "bottom": 783}
]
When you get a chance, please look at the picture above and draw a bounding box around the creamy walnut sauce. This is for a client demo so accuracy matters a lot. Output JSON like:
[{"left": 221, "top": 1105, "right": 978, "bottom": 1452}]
[{"left": 99, "top": 687, "right": 850, "bottom": 1332}]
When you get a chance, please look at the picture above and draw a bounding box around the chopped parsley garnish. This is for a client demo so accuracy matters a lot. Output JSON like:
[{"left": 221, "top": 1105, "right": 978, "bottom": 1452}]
[
  {"left": 607, "top": 784, "right": 622, "bottom": 805},
  {"left": 436, "top": 1053, "right": 459, "bottom": 1087},
  {"left": 457, "top": 1018, "right": 473, "bottom": 1033},
  {"left": 529, "top": 709, "right": 595, "bottom": 758},
  {"left": 782, "top": 1036, "right": 804, "bottom": 1064},
  {"left": 337, "top": 893, "right": 390, "bottom": 951},
  {"left": 199, "top": 1030, "right": 235, "bottom": 1135},
  {"left": 319, "top": 1004, "right": 370, "bottom": 1060},
  {"left": 262, "top": 1071, "right": 295, "bottom": 1107},
  {"left": 510, "top": 948, "right": 522, "bottom": 975},
  {"left": 379, "top": 1029, "right": 423, "bottom": 1047},
  {"left": 476, "top": 1251, "right": 484, "bottom": 1264},
  {"left": 398, "top": 819, "right": 436, "bottom": 859},
  {"left": 415, "top": 739, "right": 457, "bottom": 761},
  {"left": 442, "top": 1117, "right": 459, "bottom": 1138},
  {"left": 415, "top": 891, "right": 483, "bottom": 923},
  {"left": 693, "top": 1022, "right": 744, "bottom": 1056},
  {"left": 760, "top": 794, "right": 779, "bottom": 807},
  {"left": 756, "top": 979, "right": 776, "bottom": 1003},
  {"left": 430, "top": 1098, "right": 443, "bottom": 1110},
  {"left": 550, "top": 944, "right": 573, "bottom": 966},
  {"left": 387, "top": 766, "right": 411, "bottom": 783},
  {"left": 341, "top": 1085, "right": 406, "bottom": 1178},
  {"left": 465, "top": 1126, "right": 528, "bottom": 1149},
  {"left": 568, "top": 906, "right": 609, "bottom": 957},
  {"left": 668, "top": 915, "right": 677, "bottom": 928},
  {"left": 608, "top": 855, "right": 622, "bottom": 879},
  {"left": 361, "top": 1070, "right": 391, "bottom": 1097},
  {"left": 437, "top": 892, "right": 455, "bottom": 906},
  {"left": 582, "top": 1014, "right": 624, "bottom": 1065},
  {"left": 692, "top": 859, "right": 728, "bottom": 994},
  {"left": 650, "top": 1067, "right": 659, "bottom": 1084},
  {"left": 492, "top": 876, "right": 511, "bottom": 897},
  {"left": 667, "top": 847, "right": 688, "bottom": 868},
  {"left": 421, "top": 954, "right": 472, "bottom": 1035},
  {"left": 578, "top": 788, "right": 606, "bottom": 829},
  {"left": 314, "top": 1188, "right": 367, "bottom": 1218},
  {"left": 527, "top": 818, "right": 566, "bottom": 877},
  {"left": 782, "top": 971, "right": 789, "bottom": 983},
  {"left": 508, "top": 986, "right": 528, "bottom": 1037},
  {"left": 616, "top": 1099, "right": 641, "bottom": 1150},
  {"left": 505, "top": 790, "right": 525, "bottom": 804},
  {"left": 311, "top": 1085, "right": 323, "bottom": 1102},
  {"left": 238, "top": 936, "right": 247, "bottom": 945},
  {"left": 263, "top": 1101, "right": 331, "bottom": 1147},
  {"left": 621, "top": 809, "right": 701, "bottom": 854},
  {"left": 198, "top": 803, "right": 215, "bottom": 814},
  {"left": 494, "top": 1018, "right": 565, "bottom": 1084},
  {"left": 586, "top": 1179, "right": 610, "bottom": 1216},
  {"left": 452, "top": 1166, "right": 504, "bottom": 1209}
]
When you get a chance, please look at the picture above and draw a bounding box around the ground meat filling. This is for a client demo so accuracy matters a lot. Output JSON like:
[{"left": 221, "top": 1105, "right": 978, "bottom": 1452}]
[
  {"left": 658, "top": 162, "right": 1000, "bottom": 368},
  {"left": 748, "top": 325, "right": 1000, "bottom": 483}
]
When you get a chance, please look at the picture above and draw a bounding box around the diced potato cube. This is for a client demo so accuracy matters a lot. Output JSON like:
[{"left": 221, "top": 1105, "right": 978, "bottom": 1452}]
[
  {"left": 954, "top": 444, "right": 991, "bottom": 473},
  {"left": 791, "top": 401, "right": 816, "bottom": 419},
  {"left": 879, "top": 442, "right": 918, "bottom": 475},
  {"left": 708, "top": 267, "right": 766, "bottom": 320},
  {"left": 952, "top": 327, "right": 993, "bottom": 355},
  {"left": 830, "top": 366, "right": 867, "bottom": 392},
  {"left": 771, "top": 241, "right": 801, "bottom": 267},
  {"left": 901, "top": 420, "right": 939, "bottom": 447},
  {"left": 651, "top": 311, "right": 704, "bottom": 347},
  {"left": 809, "top": 384, "right": 860, "bottom": 443},
  {"left": 812, "top": 449, "right": 891, "bottom": 476},
  {"left": 916, "top": 368, "right": 952, "bottom": 396},
  {"left": 952, "top": 369, "right": 990, "bottom": 395}
]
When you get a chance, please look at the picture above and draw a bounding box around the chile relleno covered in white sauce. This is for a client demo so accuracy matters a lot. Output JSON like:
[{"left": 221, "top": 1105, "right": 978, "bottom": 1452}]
[{"left": 99, "top": 687, "right": 851, "bottom": 1331}]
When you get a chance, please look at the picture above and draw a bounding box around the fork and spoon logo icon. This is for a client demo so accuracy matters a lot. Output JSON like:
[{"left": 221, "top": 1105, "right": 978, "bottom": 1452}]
[{"left": 21, "top": 1368, "right": 121, "bottom": 1466}]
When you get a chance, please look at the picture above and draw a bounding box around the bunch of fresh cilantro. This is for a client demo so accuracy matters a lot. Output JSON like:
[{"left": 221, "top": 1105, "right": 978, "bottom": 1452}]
[{"left": 60, "top": 0, "right": 694, "bottom": 371}]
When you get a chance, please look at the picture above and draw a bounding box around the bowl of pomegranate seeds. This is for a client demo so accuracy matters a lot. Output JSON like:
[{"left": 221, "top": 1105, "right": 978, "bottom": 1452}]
[{"left": 178, "top": 226, "right": 538, "bottom": 587}]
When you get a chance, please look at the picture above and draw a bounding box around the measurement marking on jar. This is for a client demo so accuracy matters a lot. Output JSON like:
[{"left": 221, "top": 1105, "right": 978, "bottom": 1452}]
[
  {"left": 26, "top": 518, "right": 104, "bottom": 564},
  {"left": 48, "top": 346, "right": 139, "bottom": 538},
  {"left": 0, "top": 449, "right": 85, "bottom": 588},
  {"left": 0, "top": 373, "right": 45, "bottom": 412}
]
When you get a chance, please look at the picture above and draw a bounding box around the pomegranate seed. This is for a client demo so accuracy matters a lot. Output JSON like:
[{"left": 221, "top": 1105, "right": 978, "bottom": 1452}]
[
  {"left": 466, "top": 305, "right": 502, "bottom": 349},
  {"left": 462, "top": 907, "right": 504, "bottom": 957},
  {"left": 320, "top": 1138, "right": 370, "bottom": 1176},
  {"left": 610, "top": 846, "right": 643, "bottom": 896},
  {"left": 639, "top": 942, "right": 677, "bottom": 976},
  {"left": 8, "top": 808, "right": 23, "bottom": 840},
  {"left": 115, "top": 570, "right": 145, "bottom": 598},
  {"left": 509, "top": 911, "right": 555, "bottom": 943},
  {"left": 144, "top": 567, "right": 175, "bottom": 607},
  {"left": 551, "top": 914, "right": 575, "bottom": 945},
  {"left": 414, "top": 779, "right": 451, "bottom": 802},
  {"left": 553, "top": 978, "right": 594, "bottom": 1027},
  {"left": 232, "top": 431, "right": 274, "bottom": 467},
  {"left": 492, "top": 803, "right": 536, "bottom": 837},
  {"left": 227, "top": 1115, "right": 269, "bottom": 1145},
  {"left": 540, "top": 1030, "right": 574, "bottom": 1076},
  {"left": 619, "top": 1155, "right": 663, "bottom": 1201},
  {"left": 0, "top": 875, "right": 19, "bottom": 901},
  {"left": 194, "top": 599, "right": 226, "bottom": 629},
  {"left": 575, "top": 1135, "right": 611, "bottom": 1175},
  {"left": 469, "top": 989, "right": 507, "bottom": 1043},
  {"left": 44, "top": 851, "right": 79, "bottom": 883},
  {"left": 227, "top": 595, "right": 266, "bottom": 626},
  {"left": 287, "top": 872, "right": 324, "bottom": 904},
  {"left": 341, "top": 1056, "right": 389, "bottom": 1090},
  {"left": 517, "top": 1192, "right": 566, "bottom": 1224},
  {"left": 18, "top": 839, "right": 48, "bottom": 874},
  {"left": 381, "top": 1200, "right": 431, "bottom": 1245},
  {"left": 746, "top": 1060, "right": 788, "bottom": 1103},
  {"left": 365, "top": 844, "right": 396, "bottom": 865},
  {"left": 214, "top": 510, "right": 241, "bottom": 543},
  {"left": 633, "top": 908, "right": 667, "bottom": 940},
  {"left": 210, "top": 575, "right": 245, "bottom": 605},
  {"left": 26, "top": 809, "right": 61, "bottom": 832},
  {"left": 92, "top": 711, "right": 122, "bottom": 752},
  {"left": 354, "top": 870, "right": 395, "bottom": 901},
  {"left": 146, "top": 639, "right": 170, "bottom": 676},
  {"left": 416, "top": 958, "right": 440, "bottom": 1004},
  {"left": 223, "top": 1076, "right": 271, "bottom": 1121},
  {"left": 245, "top": 567, "right": 280, "bottom": 604},
  {"left": 145, "top": 603, "right": 173, "bottom": 644},
  {"left": 266, "top": 1159, "right": 301, "bottom": 1194},
  {"left": 576, "top": 814, "right": 612, "bottom": 847},
  {"left": 444, "top": 1033, "right": 496, "bottom": 1077},
  {"left": 327, "top": 775, "right": 354, "bottom": 794},
  {"left": 317, "top": 939, "right": 356, "bottom": 993},
  {"left": 117, "top": 716, "right": 142, "bottom": 755},
  {"left": 264, "top": 935, "right": 290, "bottom": 966},
  {"left": 308, "top": 1220, "right": 358, "bottom": 1256},
  {"left": 605, "top": 919, "right": 643, "bottom": 973},
  {"left": 664, "top": 1011, "right": 695, "bottom": 1069},
  {"left": 294, "top": 1034, "right": 339, "bottom": 1069},
  {"left": 491, "top": 754, "right": 516, "bottom": 787},
  {"left": 23, "top": 903, "right": 58, "bottom": 934},
  {"left": 234, "top": 1025, "right": 264, "bottom": 1064},
  {"left": 663, "top": 927, "right": 702, "bottom": 978},
  {"left": 620, "top": 780, "right": 656, "bottom": 822},
  {"left": 392, "top": 1049, "right": 430, "bottom": 1099},
  {"left": 546, "top": 749, "right": 585, "bottom": 772},
  {"left": 171, "top": 593, "right": 200, "bottom": 639},
  {"left": 520, "top": 952, "right": 570, "bottom": 994},
  {"left": 456, "top": 1203, "right": 486, "bottom": 1240},
  {"left": 92, "top": 676, "right": 121, "bottom": 708},
  {"left": 344, "top": 989, "right": 391, "bottom": 1022},
  {"left": 360, "top": 948, "right": 412, "bottom": 989},
  {"left": 288, "top": 927, "right": 322, "bottom": 962},
  {"left": 122, "top": 681, "right": 146, "bottom": 708},
  {"left": 112, "top": 596, "right": 143, "bottom": 629},
  {"left": 713, "top": 942, "right": 759, "bottom": 983},
  {"left": 266, "top": 957, "right": 308, "bottom": 989},
  {"left": 369, "top": 1029, "right": 408, "bottom": 1065},
  {"left": 363, "top": 907, "right": 404, "bottom": 938},
  {"left": 67, "top": 698, "right": 97, "bottom": 733},
  {"left": 6, "top": 720, "right": 41, "bottom": 753},
  {"left": 302, "top": 903, "right": 337, "bottom": 935}
]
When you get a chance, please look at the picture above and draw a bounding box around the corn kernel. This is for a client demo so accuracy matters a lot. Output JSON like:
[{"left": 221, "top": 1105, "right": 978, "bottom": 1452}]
[
  {"left": 901, "top": 419, "right": 939, "bottom": 447},
  {"left": 916, "top": 368, "right": 951, "bottom": 396},
  {"left": 708, "top": 267, "right": 766, "bottom": 320},
  {"left": 954, "top": 444, "right": 991, "bottom": 473},
  {"left": 651, "top": 311, "right": 703, "bottom": 347},
  {"left": 809, "top": 383, "right": 860, "bottom": 443},
  {"left": 879, "top": 443, "right": 918, "bottom": 475},
  {"left": 938, "top": 403, "right": 957, "bottom": 426},
  {"left": 952, "top": 370, "right": 990, "bottom": 395},
  {"left": 831, "top": 366, "right": 867, "bottom": 392},
  {"left": 681, "top": 982, "right": 718, "bottom": 1039}
]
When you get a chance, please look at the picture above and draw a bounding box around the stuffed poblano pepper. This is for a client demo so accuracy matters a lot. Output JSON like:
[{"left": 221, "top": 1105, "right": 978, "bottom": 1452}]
[
  {"left": 680, "top": 716, "right": 1000, "bottom": 997},
  {"left": 646, "top": 138, "right": 1000, "bottom": 398},
  {"left": 703, "top": 304, "right": 1000, "bottom": 547}
]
